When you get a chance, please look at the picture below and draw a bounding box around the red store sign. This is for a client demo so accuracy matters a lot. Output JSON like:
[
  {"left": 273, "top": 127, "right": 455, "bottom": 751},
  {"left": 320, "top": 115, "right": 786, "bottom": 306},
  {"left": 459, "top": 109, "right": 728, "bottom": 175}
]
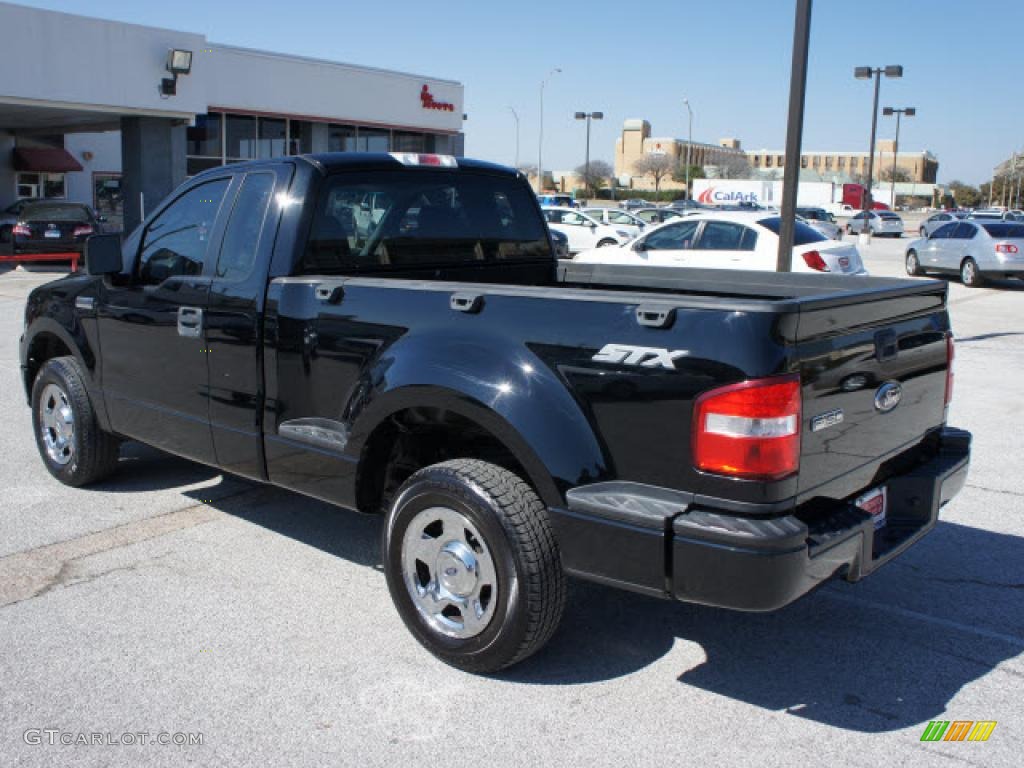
[{"left": 420, "top": 85, "right": 455, "bottom": 112}]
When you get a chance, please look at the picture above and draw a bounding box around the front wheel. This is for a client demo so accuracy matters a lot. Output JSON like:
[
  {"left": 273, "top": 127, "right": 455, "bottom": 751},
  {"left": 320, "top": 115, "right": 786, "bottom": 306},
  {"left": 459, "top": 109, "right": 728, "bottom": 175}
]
[
  {"left": 31, "top": 356, "right": 120, "bottom": 486},
  {"left": 596, "top": 238, "right": 617, "bottom": 248},
  {"left": 961, "top": 257, "right": 984, "bottom": 287},
  {"left": 905, "top": 250, "right": 923, "bottom": 276},
  {"left": 383, "top": 459, "right": 566, "bottom": 673}
]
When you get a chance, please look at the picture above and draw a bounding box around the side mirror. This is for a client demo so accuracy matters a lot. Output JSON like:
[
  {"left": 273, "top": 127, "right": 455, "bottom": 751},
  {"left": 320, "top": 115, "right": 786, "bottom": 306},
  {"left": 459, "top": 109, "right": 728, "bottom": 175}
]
[
  {"left": 633, "top": 239, "right": 647, "bottom": 252},
  {"left": 84, "top": 234, "right": 123, "bottom": 276}
]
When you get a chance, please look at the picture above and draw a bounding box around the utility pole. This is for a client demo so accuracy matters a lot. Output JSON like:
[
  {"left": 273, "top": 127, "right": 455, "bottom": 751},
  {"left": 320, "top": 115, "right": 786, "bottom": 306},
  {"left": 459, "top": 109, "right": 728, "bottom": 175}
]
[
  {"left": 537, "top": 68, "right": 561, "bottom": 193},
  {"left": 683, "top": 99, "right": 693, "bottom": 199},
  {"left": 776, "top": 0, "right": 812, "bottom": 272},
  {"left": 883, "top": 107, "right": 914, "bottom": 210},
  {"left": 574, "top": 111, "right": 604, "bottom": 198},
  {"left": 508, "top": 106, "right": 520, "bottom": 169},
  {"left": 854, "top": 64, "right": 903, "bottom": 222}
]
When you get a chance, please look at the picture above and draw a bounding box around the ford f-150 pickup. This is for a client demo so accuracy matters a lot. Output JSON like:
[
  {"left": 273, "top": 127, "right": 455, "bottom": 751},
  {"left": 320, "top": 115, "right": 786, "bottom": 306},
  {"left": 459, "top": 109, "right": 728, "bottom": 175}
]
[{"left": 20, "top": 152, "right": 970, "bottom": 672}]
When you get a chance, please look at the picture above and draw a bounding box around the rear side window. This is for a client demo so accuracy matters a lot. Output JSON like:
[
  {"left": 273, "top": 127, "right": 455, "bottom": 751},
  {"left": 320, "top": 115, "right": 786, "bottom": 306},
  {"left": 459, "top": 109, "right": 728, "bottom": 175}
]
[
  {"left": 953, "top": 223, "right": 978, "bottom": 239},
  {"left": 931, "top": 223, "right": 957, "bottom": 239},
  {"left": 216, "top": 173, "right": 276, "bottom": 280},
  {"left": 137, "top": 178, "right": 230, "bottom": 285},
  {"left": 756, "top": 216, "right": 826, "bottom": 245},
  {"left": 695, "top": 221, "right": 757, "bottom": 251},
  {"left": 303, "top": 171, "right": 549, "bottom": 273},
  {"left": 643, "top": 221, "right": 699, "bottom": 250},
  {"left": 980, "top": 223, "right": 1024, "bottom": 238}
]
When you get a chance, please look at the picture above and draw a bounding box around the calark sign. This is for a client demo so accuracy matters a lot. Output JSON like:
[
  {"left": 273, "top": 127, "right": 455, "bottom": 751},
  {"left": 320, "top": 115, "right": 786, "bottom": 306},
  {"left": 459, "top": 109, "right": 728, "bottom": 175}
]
[
  {"left": 693, "top": 180, "right": 777, "bottom": 206},
  {"left": 697, "top": 186, "right": 760, "bottom": 204},
  {"left": 420, "top": 85, "right": 455, "bottom": 112}
]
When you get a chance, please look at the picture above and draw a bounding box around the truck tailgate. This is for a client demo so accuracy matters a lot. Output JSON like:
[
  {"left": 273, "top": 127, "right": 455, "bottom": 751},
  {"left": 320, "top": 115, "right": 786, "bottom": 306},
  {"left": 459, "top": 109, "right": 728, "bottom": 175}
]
[{"left": 794, "top": 286, "right": 951, "bottom": 503}]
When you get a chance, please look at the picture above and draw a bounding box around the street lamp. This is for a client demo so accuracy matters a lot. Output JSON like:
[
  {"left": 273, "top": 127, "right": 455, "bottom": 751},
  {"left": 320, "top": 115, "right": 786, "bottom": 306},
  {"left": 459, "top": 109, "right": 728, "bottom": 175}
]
[
  {"left": 854, "top": 65, "right": 903, "bottom": 220},
  {"left": 508, "top": 106, "right": 520, "bottom": 169},
  {"left": 683, "top": 99, "right": 693, "bottom": 199},
  {"left": 537, "top": 67, "right": 562, "bottom": 193},
  {"left": 882, "top": 106, "right": 915, "bottom": 210},
  {"left": 574, "top": 111, "right": 603, "bottom": 198}
]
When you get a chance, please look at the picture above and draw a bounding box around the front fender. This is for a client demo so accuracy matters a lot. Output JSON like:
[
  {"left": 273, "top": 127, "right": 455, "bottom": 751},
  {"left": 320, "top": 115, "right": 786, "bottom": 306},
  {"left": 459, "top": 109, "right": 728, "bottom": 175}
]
[{"left": 345, "top": 332, "right": 609, "bottom": 507}]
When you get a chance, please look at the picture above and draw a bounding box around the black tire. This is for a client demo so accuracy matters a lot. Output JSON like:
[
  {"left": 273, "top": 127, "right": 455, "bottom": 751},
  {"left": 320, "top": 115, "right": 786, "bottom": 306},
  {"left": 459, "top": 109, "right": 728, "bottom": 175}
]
[
  {"left": 960, "top": 257, "right": 983, "bottom": 287},
  {"left": 596, "top": 238, "right": 617, "bottom": 248},
  {"left": 31, "top": 356, "right": 120, "bottom": 486},
  {"left": 906, "top": 250, "right": 923, "bottom": 276},
  {"left": 383, "top": 459, "right": 565, "bottom": 673}
]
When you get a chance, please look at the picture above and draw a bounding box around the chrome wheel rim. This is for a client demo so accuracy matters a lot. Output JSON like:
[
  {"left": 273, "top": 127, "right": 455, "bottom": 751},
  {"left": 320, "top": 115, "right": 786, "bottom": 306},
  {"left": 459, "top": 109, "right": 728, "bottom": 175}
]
[
  {"left": 401, "top": 506, "right": 498, "bottom": 640},
  {"left": 907, "top": 254, "right": 918, "bottom": 274},
  {"left": 963, "top": 261, "right": 976, "bottom": 284},
  {"left": 39, "top": 383, "right": 75, "bottom": 465}
]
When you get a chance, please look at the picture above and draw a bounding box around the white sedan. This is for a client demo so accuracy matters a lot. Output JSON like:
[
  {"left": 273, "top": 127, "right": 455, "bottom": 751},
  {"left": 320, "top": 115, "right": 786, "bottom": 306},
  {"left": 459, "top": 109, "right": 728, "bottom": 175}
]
[
  {"left": 541, "top": 207, "right": 632, "bottom": 254},
  {"left": 573, "top": 211, "right": 868, "bottom": 275},
  {"left": 580, "top": 207, "right": 646, "bottom": 238}
]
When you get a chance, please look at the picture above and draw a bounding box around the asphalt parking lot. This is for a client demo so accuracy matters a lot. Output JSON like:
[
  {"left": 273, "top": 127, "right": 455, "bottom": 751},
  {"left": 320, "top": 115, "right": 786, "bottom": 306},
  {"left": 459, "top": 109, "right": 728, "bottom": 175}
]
[{"left": 1, "top": 240, "right": 1021, "bottom": 768}]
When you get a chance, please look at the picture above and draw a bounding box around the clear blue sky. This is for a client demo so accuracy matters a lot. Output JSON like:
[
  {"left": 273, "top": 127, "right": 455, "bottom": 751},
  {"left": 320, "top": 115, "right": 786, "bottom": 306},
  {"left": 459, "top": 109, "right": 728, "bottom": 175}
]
[{"left": 16, "top": 0, "right": 1023, "bottom": 184}]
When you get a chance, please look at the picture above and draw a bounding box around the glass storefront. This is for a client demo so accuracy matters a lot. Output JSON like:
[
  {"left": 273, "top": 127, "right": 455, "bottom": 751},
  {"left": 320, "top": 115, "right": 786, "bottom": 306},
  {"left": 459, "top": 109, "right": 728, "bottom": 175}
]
[{"left": 185, "top": 111, "right": 452, "bottom": 177}]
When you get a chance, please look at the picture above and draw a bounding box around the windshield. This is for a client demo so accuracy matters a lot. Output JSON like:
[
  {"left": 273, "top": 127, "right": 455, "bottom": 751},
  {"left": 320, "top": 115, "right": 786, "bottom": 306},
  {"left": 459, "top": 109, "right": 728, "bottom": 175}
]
[
  {"left": 302, "top": 171, "right": 549, "bottom": 273},
  {"left": 980, "top": 223, "right": 1024, "bottom": 238},
  {"left": 756, "top": 216, "right": 826, "bottom": 245},
  {"left": 19, "top": 203, "right": 92, "bottom": 222}
]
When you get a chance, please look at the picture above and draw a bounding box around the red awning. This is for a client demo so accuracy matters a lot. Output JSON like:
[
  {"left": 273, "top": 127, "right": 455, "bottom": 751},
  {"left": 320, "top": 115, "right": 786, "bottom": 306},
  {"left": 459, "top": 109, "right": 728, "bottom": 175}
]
[{"left": 11, "top": 147, "right": 83, "bottom": 173}]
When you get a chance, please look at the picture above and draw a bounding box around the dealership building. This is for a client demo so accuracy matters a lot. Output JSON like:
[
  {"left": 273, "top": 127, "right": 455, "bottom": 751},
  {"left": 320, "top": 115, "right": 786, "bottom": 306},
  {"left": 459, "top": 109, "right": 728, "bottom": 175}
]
[{"left": 0, "top": 2, "right": 465, "bottom": 233}]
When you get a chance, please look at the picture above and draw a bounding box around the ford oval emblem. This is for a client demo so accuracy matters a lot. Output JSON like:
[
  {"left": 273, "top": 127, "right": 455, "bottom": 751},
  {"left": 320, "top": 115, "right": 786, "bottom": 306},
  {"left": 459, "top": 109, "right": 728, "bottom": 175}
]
[{"left": 874, "top": 381, "right": 903, "bottom": 413}]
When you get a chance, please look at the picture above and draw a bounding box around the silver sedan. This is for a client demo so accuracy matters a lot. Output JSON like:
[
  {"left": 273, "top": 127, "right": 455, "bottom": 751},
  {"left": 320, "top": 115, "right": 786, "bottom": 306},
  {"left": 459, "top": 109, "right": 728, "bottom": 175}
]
[
  {"left": 918, "top": 211, "right": 961, "bottom": 238},
  {"left": 846, "top": 210, "right": 905, "bottom": 237},
  {"left": 796, "top": 207, "right": 842, "bottom": 239},
  {"left": 904, "top": 220, "right": 1024, "bottom": 287}
]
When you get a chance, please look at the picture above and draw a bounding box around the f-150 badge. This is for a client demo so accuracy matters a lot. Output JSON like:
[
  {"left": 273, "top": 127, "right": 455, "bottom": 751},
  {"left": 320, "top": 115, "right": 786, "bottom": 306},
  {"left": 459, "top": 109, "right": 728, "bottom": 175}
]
[{"left": 592, "top": 343, "right": 687, "bottom": 370}]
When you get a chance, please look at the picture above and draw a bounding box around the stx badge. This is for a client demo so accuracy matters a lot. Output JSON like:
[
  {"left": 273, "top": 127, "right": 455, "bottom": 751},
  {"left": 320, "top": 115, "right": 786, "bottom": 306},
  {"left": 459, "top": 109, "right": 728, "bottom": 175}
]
[{"left": 592, "top": 343, "right": 686, "bottom": 370}]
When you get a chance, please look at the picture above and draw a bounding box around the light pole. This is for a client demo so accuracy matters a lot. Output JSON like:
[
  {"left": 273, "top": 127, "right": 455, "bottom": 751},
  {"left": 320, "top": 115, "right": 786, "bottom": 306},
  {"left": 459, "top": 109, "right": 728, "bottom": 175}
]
[
  {"left": 683, "top": 98, "right": 693, "bottom": 199},
  {"left": 854, "top": 65, "right": 903, "bottom": 220},
  {"left": 574, "top": 111, "right": 603, "bottom": 198},
  {"left": 537, "top": 67, "right": 561, "bottom": 193},
  {"left": 882, "top": 106, "right": 914, "bottom": 210},
  {"left": 508, "top": 106, "right": 520, "bottom": 169}
]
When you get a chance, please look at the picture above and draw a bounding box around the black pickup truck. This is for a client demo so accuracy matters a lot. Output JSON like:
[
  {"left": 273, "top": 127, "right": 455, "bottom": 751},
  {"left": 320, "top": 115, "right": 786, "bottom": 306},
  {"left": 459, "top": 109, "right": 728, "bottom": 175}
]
[{"left": 20, "top": 153, "right": 970, "bottom": 672}]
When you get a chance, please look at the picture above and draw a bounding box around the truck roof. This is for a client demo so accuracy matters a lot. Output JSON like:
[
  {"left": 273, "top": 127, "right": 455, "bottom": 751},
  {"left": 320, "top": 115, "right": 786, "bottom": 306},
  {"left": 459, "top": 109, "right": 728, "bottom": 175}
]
[{"left": 199, "top": 152, "right": 518, "bottom": 178}]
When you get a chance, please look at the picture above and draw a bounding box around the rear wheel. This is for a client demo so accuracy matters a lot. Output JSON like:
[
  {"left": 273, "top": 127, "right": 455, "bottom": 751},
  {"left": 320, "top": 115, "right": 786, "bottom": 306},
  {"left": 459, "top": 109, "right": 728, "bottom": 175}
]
[
  {"left": 31, "top": 356, "right": 120, "bottom": 486},
  {"left": 383, "top": 459, "right": 565, "bottom": 673},
  {"left": 905, "top": 250, "right": 923, "bottom": 276},
  {"left": 960, "top": 257, "right": 984, "bottom": 287},
  {"left": 596, "top": 238, "right": 617, "bottom": 248}
]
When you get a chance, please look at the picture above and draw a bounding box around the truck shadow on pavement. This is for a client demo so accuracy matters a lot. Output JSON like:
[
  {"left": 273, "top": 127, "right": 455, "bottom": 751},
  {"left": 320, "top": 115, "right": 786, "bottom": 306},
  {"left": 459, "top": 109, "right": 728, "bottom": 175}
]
[
  {"left": 102, "top": 448, "right": 1022, "bottom": 735},
  {"left": 508, "top": 519, "right": 1024, "bottom": 733}
]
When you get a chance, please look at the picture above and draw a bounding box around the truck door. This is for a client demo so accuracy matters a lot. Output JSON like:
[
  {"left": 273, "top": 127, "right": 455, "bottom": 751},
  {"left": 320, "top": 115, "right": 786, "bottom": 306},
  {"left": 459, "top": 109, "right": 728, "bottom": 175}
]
[
  {"left": 97, "top": 174, "right": 235, "bottom": 464},
  {"left": 204, "top": 165, "right": 293, "bottom": 480}
]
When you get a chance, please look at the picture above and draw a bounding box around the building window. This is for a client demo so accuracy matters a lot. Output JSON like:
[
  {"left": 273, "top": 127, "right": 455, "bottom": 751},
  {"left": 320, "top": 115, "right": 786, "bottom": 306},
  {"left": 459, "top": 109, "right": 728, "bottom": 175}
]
[
  {"left": 257, "top": 117, "right": 287, "bottom": 159},
  {"left": 328, "top": 124, "right": 357, "bottom": 152},
  {"left": 800, "top": 156, "right": 808, "bottom": 168},
  {"left": 225, "top": 114, "right": 257, "bottom": 161},
  {"left": 393, "top": 131, "right": 425, "bottom": 152},
  {"left": 289, "top": 121, "right": 314, "bottom": 155},
  {"left": 187, "top": 113, "right": 222, "bottom": 158},
  {"left": 838, "top": 157, "right": 845, "bottom": 169},
  {"left": 812, "top": 155, "right": 821, "bottom": 167},
  {"left": 824, "top": 157, "right": 833, "bottom": 170},
  {"left": 357, "top": 128, "right": 390, "bottom": 152},
  {"left": 752, "top": 156, "right": 760, "bottom": 167},
  {"left": 15, "top": 172, "right": 65, "bottom": 199}
]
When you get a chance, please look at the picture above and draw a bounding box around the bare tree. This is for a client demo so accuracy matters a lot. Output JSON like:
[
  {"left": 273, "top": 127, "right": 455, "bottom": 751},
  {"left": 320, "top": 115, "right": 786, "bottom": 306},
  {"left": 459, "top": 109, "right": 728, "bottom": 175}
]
[
  {"left": 881, "top": 167, "right": 911, "bottom": 183},
  {"left": 632, "top": 154, "right": 674, "bottom": 194},
  {"left": 714, "top": 153, "right": 753, "bottom": 179},
  {"left": 574, "top": 160, "right": 613, "bottom": 197}
]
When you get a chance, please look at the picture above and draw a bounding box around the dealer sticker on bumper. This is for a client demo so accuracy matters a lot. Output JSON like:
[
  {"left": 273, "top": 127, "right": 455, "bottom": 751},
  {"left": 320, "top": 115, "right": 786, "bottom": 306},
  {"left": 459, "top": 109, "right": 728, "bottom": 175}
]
[{"left": 855, "top": 486, "right": 887, "bottom": 529}]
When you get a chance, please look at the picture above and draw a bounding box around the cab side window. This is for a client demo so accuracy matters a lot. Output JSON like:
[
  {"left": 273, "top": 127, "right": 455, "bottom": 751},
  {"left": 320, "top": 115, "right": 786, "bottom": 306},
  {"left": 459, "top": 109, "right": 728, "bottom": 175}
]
[
  {"left": 215, "top": 173, "right": 276, "bottom": 281},
  {"left": 644, "top": 221, "right": 699, "bottom": 250},
  {"left": 137, "top": 178, "right": 230, "bottom": 285}
]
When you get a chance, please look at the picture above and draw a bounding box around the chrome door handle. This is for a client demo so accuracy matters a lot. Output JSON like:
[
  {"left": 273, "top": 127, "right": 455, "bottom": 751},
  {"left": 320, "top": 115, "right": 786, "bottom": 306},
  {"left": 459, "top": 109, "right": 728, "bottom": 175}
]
[{"left": 177, "top": 306, "right": 203, "bottom": 338}]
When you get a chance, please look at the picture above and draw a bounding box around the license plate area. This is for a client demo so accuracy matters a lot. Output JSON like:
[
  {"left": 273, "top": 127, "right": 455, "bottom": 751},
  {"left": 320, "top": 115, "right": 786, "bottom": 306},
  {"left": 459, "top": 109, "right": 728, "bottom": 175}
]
[{"left": 44, "top": 229, "right": 61, "bottom": 239}]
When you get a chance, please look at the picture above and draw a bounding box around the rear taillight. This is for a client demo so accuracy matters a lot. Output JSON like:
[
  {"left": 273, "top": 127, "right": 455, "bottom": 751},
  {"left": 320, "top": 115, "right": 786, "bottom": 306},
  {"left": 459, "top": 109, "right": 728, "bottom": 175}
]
[
  {"left": 801, "top": 250, "right": 829, "bottom": 272},
  {"left": 12, "top": 223, "right": 30, "bottom": 237},
  {"left": 945, "top": 335, "right": 955, "bottom": 407},
  {"left": 73, "top": 225, "right": 94, "bottom": 237},
  {"left": 693, "top": 374, "right": 802, "bottom": 480},
  {"left": 995, "top": 243, "right": 1019, "bottom": 254}
]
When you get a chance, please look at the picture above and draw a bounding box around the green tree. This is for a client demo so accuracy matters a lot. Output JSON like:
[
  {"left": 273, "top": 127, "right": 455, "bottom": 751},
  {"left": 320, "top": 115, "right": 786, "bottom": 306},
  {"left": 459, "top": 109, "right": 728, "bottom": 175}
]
[
  {"left": 881, "top": 167, "right": 911, "bottom": 183},
  {"left": 947, "top": 180, "right": 981, "bottom": 208},
  {"left": 671, "top": 163, "right": 705, "bottom": 184}
]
